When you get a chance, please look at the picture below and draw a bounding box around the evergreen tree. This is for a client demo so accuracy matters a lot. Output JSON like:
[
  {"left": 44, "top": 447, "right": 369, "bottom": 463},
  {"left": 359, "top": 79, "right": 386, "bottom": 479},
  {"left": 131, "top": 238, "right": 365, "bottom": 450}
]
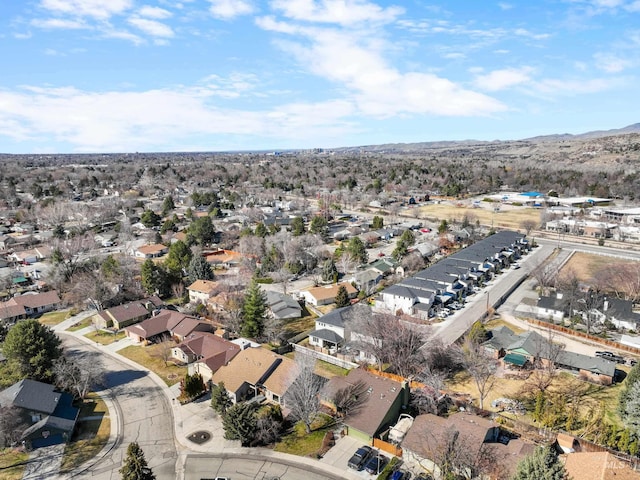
[
  {"left": 119, "top": 442, "right": 156, "bottom": 480},
  {"left": 189, "top": 216, "right": 216, "bottom": 245},
  {"left": 438, "top": 219, "right": 449, "bottom": 234},
  {"left": 187, "top": 254, "right": 214, "bottom": 283},
  {"left": 222, "top": 402, "right": 257, "bottom": 446},
  {"left": 346, "top": 237, "right": 368, "bottom": 265},
  {"left": 621, "top": 381, "right": 640, "bottom": 436},
  {"left": 140, "top": 209, "right": 161, "bottom": 228},
  {"left": 290, "top": 217, "right": 305, "bottom": 236},
  {"left": 211, "top": 381, "right": 232, "bottom": 414},
  {"left": 140, "top": 259, "right": 170, "bottom": 297},
  {"left": 512, "top": 445, "right": 568, "bottom": 480},
  {"left": 309, "top": 215, "right": 328, "bottom": 237},
  {"left": 372, "top": 215, "right": 384, "bottom": 229},
  {"left": 321, "top": 259, "right": 338, "bottom": 283},
  {"left": 241, "top": 280, "right": 267, "bottom": 338},
  {"left": 182, "top": 372, "right": 205, "bottom": 398},
  {"left": 335, "top": 285, "right": 350, "bottom": 307},
  {"left": 161, "top": 195, "right": 175, "bottom": 216},
  {"left": 2, "top": 320, "right": 63, "bottom": 382},
  {"left": 254, "top": 222, "right": 268, "bottom": 238}
]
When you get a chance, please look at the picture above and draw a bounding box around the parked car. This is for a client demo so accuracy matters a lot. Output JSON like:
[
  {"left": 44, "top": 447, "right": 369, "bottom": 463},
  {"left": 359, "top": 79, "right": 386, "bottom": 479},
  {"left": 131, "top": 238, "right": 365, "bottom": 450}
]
[
  {"left": 595, "top": 351, "right": 625, "bottom": 363},
  {"left": 390, "top": 470, "right": 407, "bottom": 480},
  {"left": 510, "top": 263, "right": 521, "bottom": 269},
  {"left": 347, "top": 446, "right": 373, "bottom": 470},
  {"left": 364, "top": 455, "right": 388, "bottom": 475}
]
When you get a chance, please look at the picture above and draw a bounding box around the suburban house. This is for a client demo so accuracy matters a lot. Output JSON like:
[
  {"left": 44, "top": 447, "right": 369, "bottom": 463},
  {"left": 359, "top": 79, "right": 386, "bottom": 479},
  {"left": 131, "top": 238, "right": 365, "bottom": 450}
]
[
  {"left": 308, "top": 306, "right": 350, "bottom": 352},
  {"left": 535, "top": 294, "right": 566, "bottom": 323},
  {"left": 265, "top": 291, "right": 302, "bottom": 320},
  {"left": 133, "top": 243, "right": 169, "bottom": 259},
  {"left": 203, "top": 249, "right": 244, "bottom": 268},
  {"left": 321, "top": 368, "right": 408, "bottom": 443},
  {"left": 9, "top": 246, "right": 51, "bottom": 264},
  {"left": 211, "top": 347, "right": 289, "bottom": 404},
  {"left": 94, "top": 297, "right": 163, "bottom": 329},
  {"left": 177, "top": 332, "right": 241, "bottom": 382},
  {"left": 300, "top": 282, "right": 358, "bottom": 306},
  {"left": 7, "top": 290, "right": 61, "bottom": 316},
  {"left": 188, "top": 279, "right": 217, "bottom": 304},
  {"left": 0, "top": 379, "right": 80, "bottom": 449},
  {"left": 349, "top": 269, "right": 382, "bottom": 295},
  {"left": 563, "top": 451, "right": 640, "bottom": 480},
  {"left": 402, "top": 412, "right": 534, "bottom": 479},
  {"left": 0, "top": 301, "right": 27, "bottom": 324},
  {"left": 368, "top": 257, "right": 402, "bottom": 277},
  {"left": 124, "top": 311, "right": 213, "bottom": 344},
  {"left": 484, "top": 326, "right": 617, "bottom": 385},
  {"left": 262, "top": 355, "right": 298, "bottom": 406},
  {"left": 375, "top": 231, "right": 529, "bottom": 319}
]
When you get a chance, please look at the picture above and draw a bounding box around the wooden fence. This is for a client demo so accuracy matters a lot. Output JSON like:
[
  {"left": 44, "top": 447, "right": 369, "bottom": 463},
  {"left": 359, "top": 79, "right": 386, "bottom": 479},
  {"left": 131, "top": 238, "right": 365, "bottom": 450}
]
[
  {"left": 373, "top": 438, "right": 402, "bottom": 457},
  {"left": 292, "top": 344, "right": 359, "bottom": 369}
]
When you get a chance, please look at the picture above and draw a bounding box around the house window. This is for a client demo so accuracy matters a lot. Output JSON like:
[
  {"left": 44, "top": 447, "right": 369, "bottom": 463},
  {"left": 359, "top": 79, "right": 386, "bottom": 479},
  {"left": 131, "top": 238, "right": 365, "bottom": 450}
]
[{"left": 272, "top": 394, "right": 280, "bottom": 403}]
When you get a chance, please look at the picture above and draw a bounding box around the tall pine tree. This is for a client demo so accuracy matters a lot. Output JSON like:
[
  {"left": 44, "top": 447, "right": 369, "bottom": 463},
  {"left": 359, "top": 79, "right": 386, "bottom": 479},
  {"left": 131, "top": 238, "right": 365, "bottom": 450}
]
[
  {"left": 512, "top": 445, "right": 568, "bottom": 480},
  {"left": 241, "top": 279, "right": 267, "bottom": 338},
  {"left": 119, "top": 442, "right": 156, "bottom": 480}
]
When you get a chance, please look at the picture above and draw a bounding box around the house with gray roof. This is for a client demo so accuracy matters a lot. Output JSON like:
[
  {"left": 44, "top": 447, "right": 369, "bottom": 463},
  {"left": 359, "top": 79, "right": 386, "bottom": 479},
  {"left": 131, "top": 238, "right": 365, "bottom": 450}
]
[
  {"left": 265, "top": 291, "right": 302, "bottom": 320},
  {"left": 308, "top": 306, "right": 351, "bottom": 352},
  {"left": 0, "top": 379, "right": 79, "bottom": 449}
]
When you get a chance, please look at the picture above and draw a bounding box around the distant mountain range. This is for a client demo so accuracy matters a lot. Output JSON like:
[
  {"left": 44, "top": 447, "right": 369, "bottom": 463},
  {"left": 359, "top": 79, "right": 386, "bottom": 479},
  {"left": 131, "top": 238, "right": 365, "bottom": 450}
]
[{"left": 524, "top": 123, "right": 640, "bottom": 142}]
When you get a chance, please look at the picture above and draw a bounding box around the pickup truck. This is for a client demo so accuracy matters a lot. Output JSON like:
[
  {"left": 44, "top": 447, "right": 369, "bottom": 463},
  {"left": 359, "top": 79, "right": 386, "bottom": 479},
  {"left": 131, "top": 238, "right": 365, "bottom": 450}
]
[{"left": 389, "top": 414, "right": 414, "bottom": 444}]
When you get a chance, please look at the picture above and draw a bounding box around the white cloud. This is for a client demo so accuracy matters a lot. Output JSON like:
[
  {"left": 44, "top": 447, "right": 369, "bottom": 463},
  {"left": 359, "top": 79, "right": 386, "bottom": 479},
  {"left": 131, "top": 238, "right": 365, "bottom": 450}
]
[
  {"left": 138, "top": 5, "right": 173, "bottom": 19},
  {"left": 127, "top": 17, "right": 174, "bottom": 38},
  {"left": 535, "top": 77, "right": 625, "bottom": 95},
  {"left": 498, "top": 2, "right": 513, "bottom": 10},
  {"left": 31, "top": 18, "right": 88, "bottom": 29},
  {"left": 39, "top": 0, "right": 133, "bottom": 20},
  {"left": 259, "top": 21, "right": 505, "bottom": 117},
  {"left": 101, "top": 29, "right": 144, "bottom": 45},
  {"left": 513, "top": 28, "right": 551, "bottom": 40},
  {"left": 594, "top": 52, "right": 633, "bottom": 72},
  {"left": 474, "top": 67, "right": 533, "bottom": 91},
  {"left": 269, "top": 0, "right": 404, "bottom": 26},
  {"left": 13, "top": 32, "right": 33, "bottom": 39},
  {"left": 0, "top": 83, "right": 356, "bottom": 151},
  {"left": 208, "top": 0, "right": 255, "bottom": 19}
]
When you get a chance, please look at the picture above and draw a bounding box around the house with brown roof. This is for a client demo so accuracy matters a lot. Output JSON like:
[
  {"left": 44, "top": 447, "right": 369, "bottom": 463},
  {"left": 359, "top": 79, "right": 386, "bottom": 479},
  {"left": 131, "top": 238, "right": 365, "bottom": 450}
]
[
  {"left": 204, "top": 248, "right": 243, "bottom": 268},
  {"left": 188, "top": 279, "right": 217, "bottom": 304},
  {"left": 211, "top": 347, "right": 286, "bottom": 404},
  {"left": 0, "top": 301, "right": 27, "bottom": 324},
  {"left": 176, "top": 332, "right": 241, "bottom": 381},
  {"left": 94, "top": 297, "right": 162, "bottom": 329},
  {"left": 402, "top": 412, "right": 534, "bottom": 479},
  {"left": 563, "top": 451, "right": 640, "bottom": 480},
  {"left": 124, "top": 311, "right": 212, "bottom": 344},
  {"left": 321, "top": 368, "right": 408, "bottom": 443},
  {"left": 7, "top": 290, "right": 61, "bottom": 316},
  {"left": 134, "top": 243, "right": 168, "bottom": 259},
  {"left": 300, "top": 282, "right": 358, "bottom": 306},
  {"left": 262, "top": 355, "right": 297, "bottom": 406}
]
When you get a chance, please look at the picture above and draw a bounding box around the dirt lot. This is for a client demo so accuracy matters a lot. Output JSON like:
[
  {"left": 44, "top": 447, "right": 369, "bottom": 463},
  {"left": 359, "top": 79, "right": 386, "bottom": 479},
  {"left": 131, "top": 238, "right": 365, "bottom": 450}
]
[
  {"left": 416, "top": 201, "right": 539, "bottom": 230},
  {"left": 560, "top": 251, "right": 639, "bottom": 283}
]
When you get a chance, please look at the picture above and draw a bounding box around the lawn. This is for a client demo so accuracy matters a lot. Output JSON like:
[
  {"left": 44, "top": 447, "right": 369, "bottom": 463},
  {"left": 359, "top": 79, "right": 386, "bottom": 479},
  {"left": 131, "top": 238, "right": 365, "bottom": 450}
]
[
  {"left": 314, "top": 360, "right": 349, "bottom": 379},
  {"left": 66, "top": 317, "right": 94, "bottom": 332},
  {"left": 85, "top": 330, "right": 127, "bottom": 345},
  {"left": 38, "top": 309, "right": 72, "bottom": 326},
  {"left": 274, "top": 414, "right": 335, "bottom": 457},
  {"left": 486, "top": 317, "right": 527, "bottom": 335},
  {"left": 281, "top": 310, "right": 316, "bottom": 338},
  {"left": 118, "top": 344, "right": 185, "bottom": 386},
  {"left": 60, "top": 393, "right": 110, "bottom": 474},
  {"left": 0, "top": 449, "right": 29, "bottom": 480}
]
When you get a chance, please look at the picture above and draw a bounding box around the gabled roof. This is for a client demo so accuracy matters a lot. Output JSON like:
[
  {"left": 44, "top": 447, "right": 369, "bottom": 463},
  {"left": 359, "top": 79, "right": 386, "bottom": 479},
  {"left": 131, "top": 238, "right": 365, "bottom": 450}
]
[
  {"left": 180, "top": 331, "right": 240, "bottom": 362},
  {"left": 262, "top": 355, "right": 297, "bottom": 398},
  {"left": 100, "top": 299, "right": 151, "bottom": 325},
  {"left": 0, "top": 379, "right": 66, "bottom": 414},
  {"left": 323, "top": 368, "right": 404, "bottom": 437},
  {"left": 0, "top": 301, "right": 26, "bottom": 319},
  {"left": 316, "top": 306, "right": 351, "bottom": 328},
  {"left": 10, "top": 290, "right": 61, "bottom": 309},
  {"left": 537, "top": 295, "right": 565, "bottom": 311},
  {"left": 303, "top": 282, "right": 358, "bottom": 302},
  {"left": 125, "top": 311, "right": 201, "bottom": 339},
  {"left": 137, "top": 243, "right": 167, "bottom": 255},
  {"left": 556, "top": 351, "right": 616, "bottom": 377},
  {"left": 265, "top": 291, "right": 302, "bottom": 319}
]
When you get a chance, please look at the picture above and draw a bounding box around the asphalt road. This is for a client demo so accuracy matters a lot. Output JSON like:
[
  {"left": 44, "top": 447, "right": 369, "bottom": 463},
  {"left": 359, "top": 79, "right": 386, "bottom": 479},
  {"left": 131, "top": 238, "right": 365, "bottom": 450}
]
[{"left": 58, "top": 334, "right": 178, "bottom": 480}]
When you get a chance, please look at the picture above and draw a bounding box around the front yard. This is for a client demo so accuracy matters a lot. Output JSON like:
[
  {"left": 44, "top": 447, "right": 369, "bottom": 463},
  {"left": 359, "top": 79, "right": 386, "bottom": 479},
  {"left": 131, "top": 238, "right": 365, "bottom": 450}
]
[
  {"left": 274, "top": 414, "right": 335, "bottom": 457},
  {"left": 85, "top": 329, "right": 127, "bottom": 345},
  {"left": 0, "top": 449, "right": 29, "bottom": 480},
  {"left": 118, "top": 344, "right": 185, "bottom": 386},
  {"left": 60, "top": 393, "right": 110, "bottom": 474},
  {"left": 38, "top": 309, "right": 72, "bottom": 326}
]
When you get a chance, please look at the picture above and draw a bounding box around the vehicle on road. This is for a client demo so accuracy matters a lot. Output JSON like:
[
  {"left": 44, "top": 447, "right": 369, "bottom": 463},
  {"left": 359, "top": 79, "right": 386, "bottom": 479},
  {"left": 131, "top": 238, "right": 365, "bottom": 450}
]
[
  {"left": 347, "top": 446, "right": 373, "bottom": 470},
  {"left": 510, "top": 263, "right": 521, "bottom": 269},
  {"left": 364, "top": 455, "right": 388, "bottom": 475}
]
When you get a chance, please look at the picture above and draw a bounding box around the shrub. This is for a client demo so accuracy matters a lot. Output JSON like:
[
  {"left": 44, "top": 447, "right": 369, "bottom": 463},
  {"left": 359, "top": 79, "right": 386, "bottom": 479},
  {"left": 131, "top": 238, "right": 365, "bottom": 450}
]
[{"left": 377, "top": 456, "right": 399, "bottom": 480}]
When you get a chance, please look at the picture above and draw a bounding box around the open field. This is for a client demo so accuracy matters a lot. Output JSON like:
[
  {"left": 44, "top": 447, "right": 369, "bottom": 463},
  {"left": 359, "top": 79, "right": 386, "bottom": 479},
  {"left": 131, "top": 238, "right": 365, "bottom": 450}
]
[
  {"left": 60, "top": 393, "right": 110, "bottom": 474},
  {"left": 118, "top": 344, "right": 185, "bottom": 386},
  {"left": 416, "top": 203, "right": 539, "bottom": 230},
  {"left": 0, "top": 449, "right": 29, "bottom": 480},
  {"left": 560, "top": 251, "right": 639, "bottom": 283}
]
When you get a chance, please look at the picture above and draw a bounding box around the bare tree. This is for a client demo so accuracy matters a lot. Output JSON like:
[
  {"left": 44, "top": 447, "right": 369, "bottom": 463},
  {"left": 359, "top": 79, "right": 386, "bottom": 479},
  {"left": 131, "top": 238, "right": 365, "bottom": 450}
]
[
  {"left": 346, "top": 304, "right": 427, "bottom": 378},
  {"left": 521, "top": 330, "right": 565, "bottom": 397},
  {"left": 520, "top": 219, "right": 537, "bottom": 235},
  {"left": 0, "top": 405, "right": 28, "bottom": 448},
  {"left": 284, "top": 354, "right": 326, "bottom": 434},
  {"left": 53, "top": 354, "right": 105, "bottom": 400},
  {"left": 530, "top": 260, "right": 558, "bottom": 296},
  {"left": 154, "top": 334, "right": 175, "bottom": 366},
  {"left": 331, "top": 379, "right": 369, "bottom": 418},
  {"left": 459, "top": 337, "right": 498, "bottom": 410}
]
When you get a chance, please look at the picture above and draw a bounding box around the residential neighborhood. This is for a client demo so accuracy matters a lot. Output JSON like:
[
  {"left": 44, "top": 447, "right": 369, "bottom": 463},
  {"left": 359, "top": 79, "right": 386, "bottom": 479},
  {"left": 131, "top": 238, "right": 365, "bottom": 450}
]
[{"left": 2, "top": 154, "right": 640, "bottom": 480}]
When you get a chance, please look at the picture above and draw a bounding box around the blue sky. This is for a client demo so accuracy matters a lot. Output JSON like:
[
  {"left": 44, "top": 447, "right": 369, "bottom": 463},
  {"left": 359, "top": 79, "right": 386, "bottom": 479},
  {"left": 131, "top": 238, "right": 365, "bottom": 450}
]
[{"left": 2, "top": 0, "right": 640, "bottom": 153}]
